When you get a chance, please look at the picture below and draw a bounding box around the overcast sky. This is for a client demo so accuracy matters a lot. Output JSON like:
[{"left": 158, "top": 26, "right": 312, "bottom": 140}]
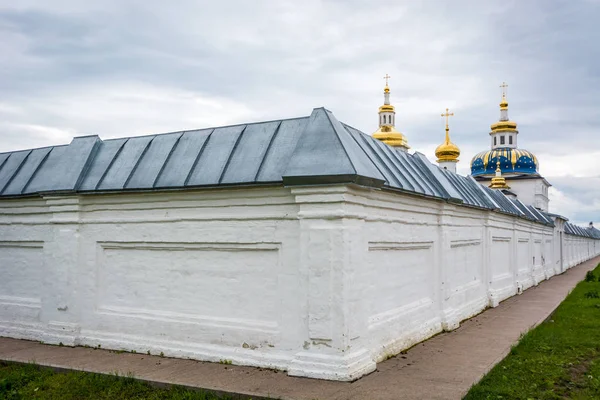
[{"left": 0, "top": 0, "right": 598, "bottom": 225}]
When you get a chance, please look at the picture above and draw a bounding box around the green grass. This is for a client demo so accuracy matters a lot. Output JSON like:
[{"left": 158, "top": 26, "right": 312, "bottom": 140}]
[
  {"left": 465, "top": 262, "right": 600, "bottom": 400},
  {"left": 0, "top": 361, "right": 233, "bottom": 399}
]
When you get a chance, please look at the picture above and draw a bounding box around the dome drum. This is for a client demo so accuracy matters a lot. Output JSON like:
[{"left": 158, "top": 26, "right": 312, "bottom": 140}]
[{"left": 470, "top": 148, "right": 538, "bottom": 176}]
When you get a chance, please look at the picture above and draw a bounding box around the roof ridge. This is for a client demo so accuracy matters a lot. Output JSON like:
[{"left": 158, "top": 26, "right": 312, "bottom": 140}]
[{"left": 324, "top": 108, "right": 357, "bottom": 176}]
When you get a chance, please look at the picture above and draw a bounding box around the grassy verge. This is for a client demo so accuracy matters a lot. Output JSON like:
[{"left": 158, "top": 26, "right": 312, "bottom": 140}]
[
  {"left": 0, "top": 361, "right": 233, "bottom": 399},
  {"left": 465, "top": 262, "right": 600, "bottom": 400}
]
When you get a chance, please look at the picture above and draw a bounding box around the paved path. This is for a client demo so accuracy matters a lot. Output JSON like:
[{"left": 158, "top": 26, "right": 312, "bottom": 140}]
[{"left": 2, "top": 256, "right": 599, "bottom": 400}]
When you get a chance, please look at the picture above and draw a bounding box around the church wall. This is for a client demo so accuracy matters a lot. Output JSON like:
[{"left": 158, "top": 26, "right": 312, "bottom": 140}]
[
  {"left": 0, "top": 198, "right": 53, "bottom": 338},
  {"left": 359, "top": 190, "right": 442, "bottom": 361},
  {"left": 0, "top": 184, "right": 599, "bottom": 381},
  {"left": 506, "top": 178, "right": 549, "bottom": 212},
  {"left": 438, "top": 205, "right": 487, "bottom": 331},
  {"left": 0, "top": 188, "right": 308, "bottom": 372},
  {"left": 343, "top": 185, "right": 597, "bottom": 371},
  {"left": 474, "top": 178, "right": 550, "bottom": 212}
]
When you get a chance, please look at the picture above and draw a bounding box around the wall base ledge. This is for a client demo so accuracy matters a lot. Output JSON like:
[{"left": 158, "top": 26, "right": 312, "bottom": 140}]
[
  {"left": 442, "top": 295, "right": 488, "bottom": 331},
  {"left": 488, "top": 284, "right": 517, "bottom": 307},
  {"left": 532, "top": 267, "right": 546, "bottom": 285},
  {"left": 516, "top": 276, "right": 535, "bottom": 293},
  {"left": 288, "top": 347, "right": 376, "bottom": 381},
  {"left": 77, "top": 330, "right": 292, "bottom": 371},
  {"left": 370, "top": 316, "right": 442, "bottom": 363}
]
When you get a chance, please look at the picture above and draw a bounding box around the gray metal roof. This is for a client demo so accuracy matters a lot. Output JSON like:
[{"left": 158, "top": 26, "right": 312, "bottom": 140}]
[
  {"left": 0, "top": 107, "right": 595, "bottom": 238},
  {"left": 563, "top": 222, "right": 600, "bottom": 238}
]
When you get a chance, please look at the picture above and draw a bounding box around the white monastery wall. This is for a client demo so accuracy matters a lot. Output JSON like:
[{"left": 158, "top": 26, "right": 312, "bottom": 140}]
[{"left": 0, "top": 184, "right": 598, "bottom": 381}]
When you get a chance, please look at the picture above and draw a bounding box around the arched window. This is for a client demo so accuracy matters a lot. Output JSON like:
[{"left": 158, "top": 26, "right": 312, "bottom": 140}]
[
  {"left": 509, "top": 136, "right": 513, "bottom": 145},
  {"left": 494, "top": 137, "right": 497, "bottom": 146},
  {"left": 384, "top": 115, "right": 387, "bottom": 124}
]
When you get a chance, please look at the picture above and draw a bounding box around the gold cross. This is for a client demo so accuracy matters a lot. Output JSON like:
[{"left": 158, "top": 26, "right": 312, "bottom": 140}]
[
  {"left": 500, "top": 82, "right": 508, "bottom": 98},
  {"left": 383, "top": 74, "right": 391, "bottom": 86},
  {"left": 441, "top": 108, "right": 454, "bottom": 129}
]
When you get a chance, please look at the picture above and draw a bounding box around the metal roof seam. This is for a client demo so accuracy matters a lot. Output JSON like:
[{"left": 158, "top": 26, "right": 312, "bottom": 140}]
[
  {"left": 467, "top": 176, "right": 498, "bottom": 209},
  {"left": 94, "top": 138, "right": 129, "bottom": 191},
  {"left": 393, "top": 152, "right": 430, "bottom": 195},
  {"left": 254, "top": 120, "right": 283, "bottom": 182},
  {"left": 21, "top": 147, "right": 53, "bottom": 195},
  {"left": 498, "top": 191, "right": 524, "bottom": 216},
  {"left": 445, "top": 171, "right": 478, "bottom": 206},
  {"left": 123, "top": 137, "right": 155, "bottom": 190},
  {"left": 499, "top": 192, "right": 521, "bottom": 215},
  {"left": 471, "top": 179, "right": 497, "bottom": 209},
  {"left": 376, "top": 142, "right": 415, "bottom": 191},
  {"left": 528, "top": 205, "right": 548, "bottom": 223},
  {"left": 487, "top": 189, "right": 510, "bottom": 213},
  {"left": 218, "top": 125, "right": 249, "bottom": 185},
  {"left": 343, "top": 125, "right": 392, "bottom": 186},
  {"left": 357, "top": 135, "right": 404, "bottom": 188},
  {"left": 73, "top": 138, "right": 102, "bottom": 192},
  {"left": 411, "top": 157, "right": 452, "bottom": 200},
  {"left": 514, "top": 199, "right": 536, "bottom": 220},
  {"left": 0, "top": 150, "right": 32, "bottom": 195},
  {"left": 461, "top": 176, "right": 485, "bottom": 207},
  {"left": 183, "top": 128, "right": 215, "bottom": 187},
  {"left": 381, "top": 183, "right": 446, "bottom": 202},
  {"left": 402, "top": 155, "right": 439, "bottom": 197},
  {"left": 0, "top": 154, "right": 9, "bottom": 173},
  {"left": 376, "top": 145, "right": 418, "bottom": 192},
  {"left": 152, "top": 133, "right": 184, "bottom": 189}
]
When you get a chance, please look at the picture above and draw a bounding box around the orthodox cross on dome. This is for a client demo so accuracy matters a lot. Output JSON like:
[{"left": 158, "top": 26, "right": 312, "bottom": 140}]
[
  {"left": 500, "top": 82, "right": 508, "bottom": 99},
  {"left": 441, "top": 108, "right": 454, "bottom": 131},
  {"left": 383, "top": 73, "right": 391, "bottom": 86}
]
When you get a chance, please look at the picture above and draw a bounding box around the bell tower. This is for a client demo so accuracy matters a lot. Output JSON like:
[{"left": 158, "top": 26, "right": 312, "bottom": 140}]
[{"left": 372, "top": 74, "right": 410, "bottom": 151}]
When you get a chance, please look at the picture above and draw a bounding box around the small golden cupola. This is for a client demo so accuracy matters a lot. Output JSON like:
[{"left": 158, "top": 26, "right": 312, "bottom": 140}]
[
  {"left": 489, "top": 82, "right": 519, "bottom": 148},
  {"left": 435, "top": 107, "right": 460, "bottom": 173},
  {"left": 372, "top": 74, "right": 410, "bottom": 151},
  {"left": 489, "top": 161, "right": 510, "bottom": 189}
]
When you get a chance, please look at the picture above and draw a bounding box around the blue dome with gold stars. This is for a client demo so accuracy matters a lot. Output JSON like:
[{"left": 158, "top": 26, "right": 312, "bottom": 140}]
[{"left": 471, "top": 148, "right": 538, "bottom": 177}]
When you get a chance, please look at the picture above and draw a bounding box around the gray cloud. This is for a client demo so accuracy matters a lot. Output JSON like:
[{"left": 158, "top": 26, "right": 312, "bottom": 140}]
[{"left": 0, "top": 0, "right": 598, "bottom": 225}]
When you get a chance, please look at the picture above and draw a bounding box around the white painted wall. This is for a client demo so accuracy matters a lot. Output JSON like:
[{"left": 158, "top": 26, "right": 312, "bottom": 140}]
[
  {"left": 437, "top": 160, "right": 457, "bottom": 173},
  {"left": 0, "top": 185, "right": 598, "bottom": 381},
  {"left": 477, "top": 177, "right": 550, "bottom": 212}
]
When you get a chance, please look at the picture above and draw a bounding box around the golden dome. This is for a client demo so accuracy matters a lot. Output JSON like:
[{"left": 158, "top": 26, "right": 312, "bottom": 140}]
[
  {"left": 373, "top": 126, "right": 410, "bottom": 149},
  {"left": 436, "top": 108, "right": 460, "bottom": 162},
  {"left": 379, "top": 104, "right": 395, "bottom": 112},
  {"left": 435, "top": 139, "right": 460, "bottom": 162}
]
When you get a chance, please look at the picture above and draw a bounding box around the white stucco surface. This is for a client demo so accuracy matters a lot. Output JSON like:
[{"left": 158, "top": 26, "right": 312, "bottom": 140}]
[
  {"left": 477, "top": 177, "right": 550, "bottom": 212},
  {"left": 0, "top": 185, "right": 598, "bottom": 381}
]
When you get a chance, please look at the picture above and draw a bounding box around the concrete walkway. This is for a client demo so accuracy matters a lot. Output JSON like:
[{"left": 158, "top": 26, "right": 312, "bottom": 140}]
[{"left": 2, "top": 256, "right": 599, "bottom": 400}]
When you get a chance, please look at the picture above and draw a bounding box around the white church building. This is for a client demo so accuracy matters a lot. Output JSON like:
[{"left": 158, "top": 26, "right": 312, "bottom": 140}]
[{"left": 0, "top": 81, "right": 599, "bottom": 381}]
